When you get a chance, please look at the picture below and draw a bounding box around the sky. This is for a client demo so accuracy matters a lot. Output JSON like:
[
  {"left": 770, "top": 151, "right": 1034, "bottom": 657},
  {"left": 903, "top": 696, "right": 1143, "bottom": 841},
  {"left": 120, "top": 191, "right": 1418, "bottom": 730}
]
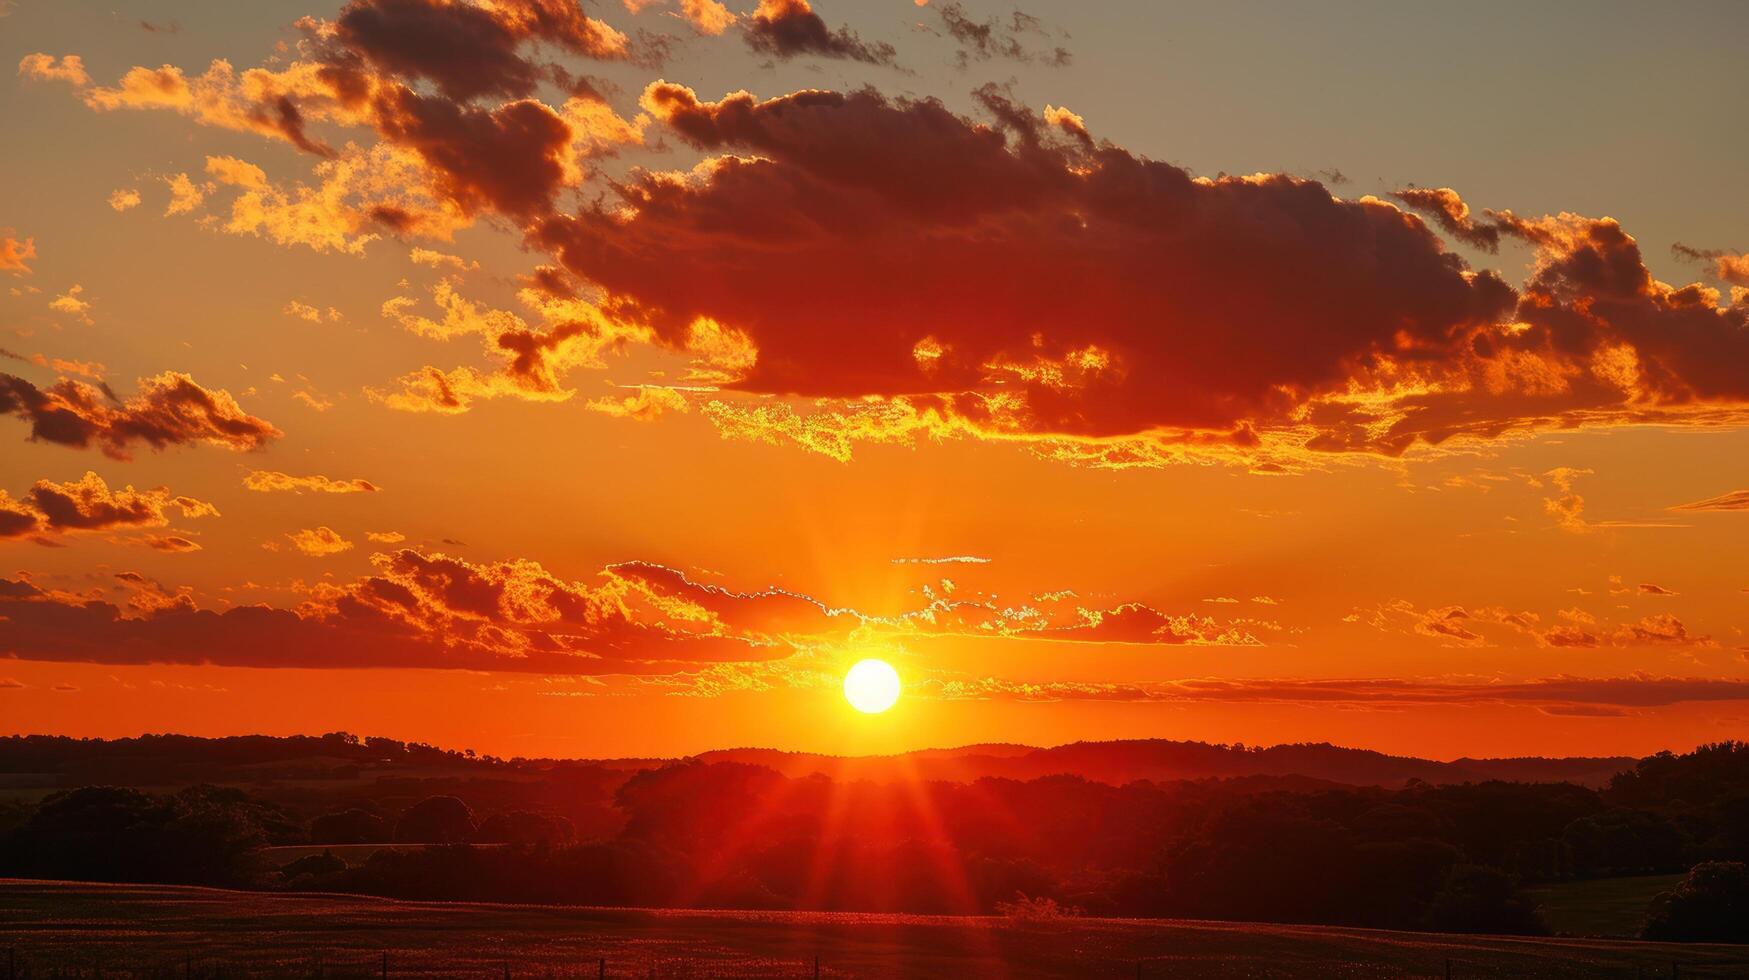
[{"left": 2, "top": 0, "right": 1747, "bottom": 761}]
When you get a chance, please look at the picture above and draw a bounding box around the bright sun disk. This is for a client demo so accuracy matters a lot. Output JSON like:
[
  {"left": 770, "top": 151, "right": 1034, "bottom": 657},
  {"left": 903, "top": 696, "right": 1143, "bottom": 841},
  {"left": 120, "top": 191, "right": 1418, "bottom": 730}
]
[{"left": 843, "top": 658, "right": 901, "bottom": 714}]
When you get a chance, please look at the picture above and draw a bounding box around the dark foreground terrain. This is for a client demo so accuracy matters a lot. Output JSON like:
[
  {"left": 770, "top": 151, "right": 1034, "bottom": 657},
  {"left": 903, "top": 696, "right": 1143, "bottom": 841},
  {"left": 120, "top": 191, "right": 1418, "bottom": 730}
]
[{"left": 0, "top": 880, "right": 1743, "bottom": 979}]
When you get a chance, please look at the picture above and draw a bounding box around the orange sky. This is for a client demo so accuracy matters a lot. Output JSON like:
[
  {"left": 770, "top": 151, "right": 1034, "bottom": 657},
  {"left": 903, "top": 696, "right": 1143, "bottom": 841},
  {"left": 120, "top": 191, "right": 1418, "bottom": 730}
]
[{"left": 2, "top": 0, "right": 1747, "bottom": 760}]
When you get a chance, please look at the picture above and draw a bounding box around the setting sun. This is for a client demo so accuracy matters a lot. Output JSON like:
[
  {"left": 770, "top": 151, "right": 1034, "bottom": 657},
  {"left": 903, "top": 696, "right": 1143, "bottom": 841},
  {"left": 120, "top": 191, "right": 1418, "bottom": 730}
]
[{"left": 843, "top": 659, "right": 901, "bottom": 714}]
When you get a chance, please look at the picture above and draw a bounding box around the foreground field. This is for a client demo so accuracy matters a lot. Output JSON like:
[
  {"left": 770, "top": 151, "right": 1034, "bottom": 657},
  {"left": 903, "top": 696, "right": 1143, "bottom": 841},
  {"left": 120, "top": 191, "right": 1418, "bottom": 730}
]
[
  {"left": 1526, "top": 874, "right": 1685, "bottom": 939},
  {"left": 0, "top": 880, "right": 1743, "bottom": 979}
]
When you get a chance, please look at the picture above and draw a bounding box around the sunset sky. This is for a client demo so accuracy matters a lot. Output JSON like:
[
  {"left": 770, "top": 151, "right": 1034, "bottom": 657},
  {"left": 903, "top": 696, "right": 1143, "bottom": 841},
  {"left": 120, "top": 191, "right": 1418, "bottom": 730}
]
[{"left": 3, "top": 0, "right": 1748, "bottom": 761}]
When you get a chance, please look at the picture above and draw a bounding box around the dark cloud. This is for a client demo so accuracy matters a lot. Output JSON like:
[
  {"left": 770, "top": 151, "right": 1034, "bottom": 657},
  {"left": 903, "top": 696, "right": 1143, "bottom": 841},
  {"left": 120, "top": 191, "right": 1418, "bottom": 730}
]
[
  {"left": 25, "top": 472, "right": 216, "bottom": 532},
  {"left": 1673, "top": 243, "right": 1749, "bottom": 286},
  {"left": 538, "top": 83, "right": 1514, "bottom": 444},
  {"left": 1391, "top": 186, "right": 1501, "bottom": 252},
  {"left": 928, "top": 674, "right": 1749, "bottom": 711},
  {"left": 528, "top": 82, "right": 1749, "bottom": 458},
  {"left": 744, "top": 0, "right": 897, "bottom": 66},
  {"left": 0, "top": 472, "right": 217, "bottom": 539},
  {"left": 144, "top": 535, "right": 202, "bottom": 553},
  {"left": 0, "top": 372, "right": 280, "bottom": 459},
  {"left": 330, "top": 0, "right": 629, "bottom": 103},
  {"left": 936, "top": 2, "right": 1068, "bottom": 68},
  {"left": 0, "top": 551, "right": 1265, "bottom": 673},
  {"left": 1672, "top": 489, "right": 1749, "bottom": 511},
  {"left": 371, "top": 86, "right": 576, "bottom": 219}
]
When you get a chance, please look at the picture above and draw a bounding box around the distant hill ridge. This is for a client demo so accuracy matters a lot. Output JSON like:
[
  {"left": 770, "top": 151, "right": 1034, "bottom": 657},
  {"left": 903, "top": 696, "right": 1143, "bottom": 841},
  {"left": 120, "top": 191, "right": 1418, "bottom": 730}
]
[
  {"left": 693, "top": 739, "right": 1637, "bottom": 788},
  {"left": 0, "top": 733, "right": 1636, "bottom": 789}
]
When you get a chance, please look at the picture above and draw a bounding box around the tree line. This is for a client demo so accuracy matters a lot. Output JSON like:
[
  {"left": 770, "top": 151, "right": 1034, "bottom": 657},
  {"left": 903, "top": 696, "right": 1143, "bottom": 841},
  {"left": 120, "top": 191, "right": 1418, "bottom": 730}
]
[{"left": 1, "top": 741, "right": 1743, "bottom": 942}]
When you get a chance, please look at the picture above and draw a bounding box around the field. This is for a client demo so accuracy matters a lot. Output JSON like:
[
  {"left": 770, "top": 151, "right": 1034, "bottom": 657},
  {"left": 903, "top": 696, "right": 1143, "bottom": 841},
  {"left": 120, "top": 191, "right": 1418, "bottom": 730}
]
[
  {"left": 0, "top": 881, "right": 1744, "bottom": 979},
  {"left": 259, "top": 845, "right": 508, "bottom": 868},
  {"left": 1526, "top": 874, "right": 1685, "bottom": 939}
]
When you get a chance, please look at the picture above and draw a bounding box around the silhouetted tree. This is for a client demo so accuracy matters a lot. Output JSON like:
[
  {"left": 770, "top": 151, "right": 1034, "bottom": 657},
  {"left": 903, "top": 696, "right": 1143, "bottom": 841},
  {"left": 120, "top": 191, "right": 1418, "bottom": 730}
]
[
  {"left": 473, "top": 810, "right": 574, "bottom": 846},
  {"left": 1422, "top": 865, "right": 1545, "bottom": 935},
  {"left": 311, "top": 808, "right": 389, "bottom": 844},
  {"left": 1641, "top": 861, "right": 1749, "bottom": 943},
  {"left": 395, "top": 795, "right": 476, "bottom": 843}
]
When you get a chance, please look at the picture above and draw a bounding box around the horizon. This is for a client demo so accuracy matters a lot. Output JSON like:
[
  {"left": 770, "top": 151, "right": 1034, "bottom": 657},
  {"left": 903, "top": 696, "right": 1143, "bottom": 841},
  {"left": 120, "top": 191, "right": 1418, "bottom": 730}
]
[{"left": 4, "top": 727, "right": 1705, "bottom": 765}]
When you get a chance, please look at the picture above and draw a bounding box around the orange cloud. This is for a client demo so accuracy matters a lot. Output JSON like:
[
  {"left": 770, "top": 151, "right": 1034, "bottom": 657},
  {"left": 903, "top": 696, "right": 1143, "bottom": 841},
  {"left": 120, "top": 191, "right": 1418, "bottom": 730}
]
[
  {"left": 744, "top": 0, "right": 897, "bottom": 65},
  {"left": 144, "top": 535, "right": 203, "bottom": 553},
  {"left": 17, "top": 53, "right": 89, "bottom": 85},
  {"left": 1, "top": 234, "right": 37, "bottom": 275},
  {"left": 1673, "top": 243, "right": 1749, "bottom": 288},
  {"left": 923, "top": 674, "right": 1749, "bottom": 711},
  {"left": 1672, "top": 489, "right": 1749, "bottom": 512},
  {"left": 0, "top": 471, "right": 217, "bottom": 538},
  {"left": 935, "top": 2, "right": 1068, "bottom": 68},
  {"left": 0, "top": 371, "right": 280, "bottom": 459},
  {"left": 522, "top": 84, "right": 1749, "bottom": 468},
  {"left": 326, "top": 0, "right": 628, "bottom": 104},
  {"left": 47, "top": 284, "right": 92, "bottom": 323},
  {"left": 680, "top": 0, "right": 736, "bottom": 35},
  {"left": 287, "top": 526, "right": 355, "bottom": 556},
  {"left": 244, "top": 471, "right": 379, "bottom": 494},
  {"left": 0, "top": 551, "right": 1272, "bottom": 673}
]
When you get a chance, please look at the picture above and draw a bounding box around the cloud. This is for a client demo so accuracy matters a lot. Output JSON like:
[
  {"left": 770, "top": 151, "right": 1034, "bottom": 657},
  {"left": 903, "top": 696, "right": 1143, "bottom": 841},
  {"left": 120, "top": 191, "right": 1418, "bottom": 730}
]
[
  {"left": 0, "top": 350, "right": 105, "bottom": 379},
  {"left": 585, "top": 386, "right": 690, "bottom": 420},
  {"left": 287, "top": 526, "right": 355, "bottom": 556},
  {"left": 17, "top": 53, "right": 89, "bottom": 86},
  {"left": 108, "top": 188, "right": 142, "bottom": 212},
  {"left": 284, "top": 300, "right": 345, "bottom": 323},
  {"left": 163, "top": 172, "right": 206, "bottom": 216},
  {"left": 0, "top": 471, "right": 218, "bottom": 538},
  {"left": 369, "top": 286, "right": 646, "bottom": 413},
  {"left": 48, "top": 284, "right": 92, "bottom": 323},
  {"left": 524, "top": 85, "right": 1749, "bottom": 466},
  {"left": 0, "top": 234, "right": 35, "bottom": 275},
  {"left": 366, "top": 530, "right": 405, "bottom": 543},
  {"left": 922, "top": 673, "right": 1749, "bottom": 711},
  {"left": 0, "top": 551, "right": 1269, "bottom": 675},
  {"left": 1390, "top": 187, "right": 1500, "bottom": 252},
  {"left": 1350, "top": 597, "right": 1710, "bottom": 651},
  {"left": 144, "top": 535, "right": 203, "bottom": 553},
  {"left": 744, "top": 0, "right": 897, "bottom": 65},
  {"left": 244, "top": 470, "right": 380, "bottom": 494},
  {"left": 1673, "top": 243, "right": 1749, "bottom": 287},
  {"left": 1610, "top": 614, "right": 1713, "bottom": 649},
  {"left": 935, "top": 3, "right": 1068, "bottom": 68},
  {"left": 1672, "top": 489, "right": 1749, "bottom": 512},
  {"left": 1542, "top": 467, "right": 1591, "bottom": 533},
  {"left": 201, "top": 148, "right": 462, "bottom": 254},
  {"left": 36, "top": 22, "right": 1749, "bottom": 474},
  {"left": 680, "top": 0, "right": 736, "bottom": 35},
  {"left": 0, "top": 492, "right": 39, "bottom": 538},
  {"left": 0, "top": 371, "right": 280, "bottom": 459},
  {"left": 1637, "top": 583, "right": 1677, "bottom": 596},
  {"left": 328, "top": 0, "right": 628, "bottom": 104},
  {"left": 544, "top": 83, "right": 1511, "bottom": 441},
  {"left": 409, "top": 247, "right": 478, "bottom": 272}
]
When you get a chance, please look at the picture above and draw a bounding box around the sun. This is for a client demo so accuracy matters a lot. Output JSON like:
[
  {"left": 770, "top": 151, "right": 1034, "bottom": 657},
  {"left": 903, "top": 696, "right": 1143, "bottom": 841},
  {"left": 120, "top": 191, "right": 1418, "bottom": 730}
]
[{"left": 843, "top": 658, "right": 901, "bottom": 714}]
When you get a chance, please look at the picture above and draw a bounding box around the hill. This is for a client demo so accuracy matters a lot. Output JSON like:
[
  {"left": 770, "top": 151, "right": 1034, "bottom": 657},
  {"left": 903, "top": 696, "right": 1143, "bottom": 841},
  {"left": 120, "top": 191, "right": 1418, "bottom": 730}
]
[
  {"left": 0, "top": 733, "right": 1635, "bottom": 793},
  {"left": 696, "top": 739, "right": 1635, "bottom": 788}
]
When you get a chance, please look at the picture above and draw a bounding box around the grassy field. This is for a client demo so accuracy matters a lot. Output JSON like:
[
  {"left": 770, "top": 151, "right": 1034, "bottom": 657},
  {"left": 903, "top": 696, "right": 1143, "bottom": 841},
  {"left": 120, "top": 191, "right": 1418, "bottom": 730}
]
[
  {"left": 0, "top": 880, "right": 1744, "bottom": 978},
  {"left": 1527, "top": 874, "right": 1684, "bottom": 939}
]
